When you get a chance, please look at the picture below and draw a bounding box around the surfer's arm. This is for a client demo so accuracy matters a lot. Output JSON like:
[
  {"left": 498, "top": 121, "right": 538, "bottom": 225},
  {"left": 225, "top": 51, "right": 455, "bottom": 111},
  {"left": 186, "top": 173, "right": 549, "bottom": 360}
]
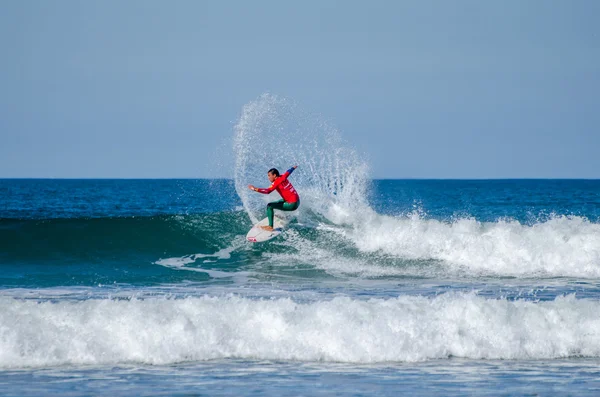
[
  {"left": 249, "top": 166, "right": 297, "bottom": 194},
  {"left": 286, "top": 165, "right": 297, "bottom": 176},
  {"left": 277, "top": 166, "right": 297, "bottom": 181},
  {"left": 247, "top": 183, "right": 276, "bottom": 194},
  {"left": 247, "top": 184, "right": 268, "bottom": 193},
  {"left": 254, "top": 173, "right": 289, "bottom": 194},
  {"left": 255, "top": 179, "right": 281, "bottom": 194}
]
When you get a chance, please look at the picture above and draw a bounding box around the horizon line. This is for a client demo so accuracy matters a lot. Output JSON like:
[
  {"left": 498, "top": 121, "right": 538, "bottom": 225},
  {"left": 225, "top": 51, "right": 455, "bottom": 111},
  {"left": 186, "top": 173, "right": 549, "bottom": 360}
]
[{"left": 2, "top": 177, "right": 600, "bottom": 181}]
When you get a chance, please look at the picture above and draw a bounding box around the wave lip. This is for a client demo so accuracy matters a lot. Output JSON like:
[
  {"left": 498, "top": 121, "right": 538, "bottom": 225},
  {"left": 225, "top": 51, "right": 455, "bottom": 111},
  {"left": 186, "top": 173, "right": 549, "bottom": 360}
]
[{"left": 1, "top": 294, "right": 599, "bottom": 368}]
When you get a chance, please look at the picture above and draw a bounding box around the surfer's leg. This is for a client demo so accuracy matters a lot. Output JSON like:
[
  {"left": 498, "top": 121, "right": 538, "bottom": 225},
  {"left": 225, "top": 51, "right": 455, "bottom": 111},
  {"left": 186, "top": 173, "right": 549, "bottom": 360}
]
[
  {"left": 281, "top": 199, "right": 300, "bottom": 212},
  {"left": 265, "top": 199, "right": 299, "bottom": 229},
  {"left": 266, "top": 199, "right": 285, "bottom": 227}
]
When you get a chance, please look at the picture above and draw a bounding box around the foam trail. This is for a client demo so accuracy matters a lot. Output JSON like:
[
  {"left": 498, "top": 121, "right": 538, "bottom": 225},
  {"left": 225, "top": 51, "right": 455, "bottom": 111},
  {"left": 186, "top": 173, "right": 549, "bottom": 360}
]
[
  {"left": 2, "top": 294, "right": 600, "bottom": 368},
  {"left": 155, "top": 239, "right": 249, "bottom": 279}
]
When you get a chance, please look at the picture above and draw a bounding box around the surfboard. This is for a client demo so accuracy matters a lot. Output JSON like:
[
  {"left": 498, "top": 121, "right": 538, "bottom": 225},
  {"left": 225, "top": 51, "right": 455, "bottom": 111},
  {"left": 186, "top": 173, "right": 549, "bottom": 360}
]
[{"left": 246, "top": 216, "right": 289, "bottom": 243}]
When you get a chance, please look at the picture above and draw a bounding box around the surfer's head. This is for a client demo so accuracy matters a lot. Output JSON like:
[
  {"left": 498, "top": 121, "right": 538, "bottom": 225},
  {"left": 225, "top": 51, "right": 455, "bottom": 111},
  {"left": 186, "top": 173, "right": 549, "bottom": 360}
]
[{"left": 267, "top": 168, "right": 280, "bottom": 182}]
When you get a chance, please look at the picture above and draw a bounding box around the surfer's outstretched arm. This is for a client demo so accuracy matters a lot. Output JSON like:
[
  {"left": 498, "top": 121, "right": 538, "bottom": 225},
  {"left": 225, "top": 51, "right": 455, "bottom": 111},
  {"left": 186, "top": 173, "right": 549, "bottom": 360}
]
[
  {"left": 248, "top": 165, "right": 298, "bottom": 194},
  {"left": 248, "top": 183, "right": 278, "bottom": 194}
]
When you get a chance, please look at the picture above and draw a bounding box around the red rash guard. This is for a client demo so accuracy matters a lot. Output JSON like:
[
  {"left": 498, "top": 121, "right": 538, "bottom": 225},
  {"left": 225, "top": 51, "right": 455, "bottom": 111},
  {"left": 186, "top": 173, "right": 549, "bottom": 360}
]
[{"left": 256, "top": 167, "right": 299, "bottom": 203}]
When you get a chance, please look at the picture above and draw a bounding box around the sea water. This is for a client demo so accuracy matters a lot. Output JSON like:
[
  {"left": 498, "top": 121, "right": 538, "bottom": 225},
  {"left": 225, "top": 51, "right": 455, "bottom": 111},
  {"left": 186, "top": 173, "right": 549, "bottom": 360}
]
[{"left": 1, "top": 95, "right": 600, "bottom": 396}]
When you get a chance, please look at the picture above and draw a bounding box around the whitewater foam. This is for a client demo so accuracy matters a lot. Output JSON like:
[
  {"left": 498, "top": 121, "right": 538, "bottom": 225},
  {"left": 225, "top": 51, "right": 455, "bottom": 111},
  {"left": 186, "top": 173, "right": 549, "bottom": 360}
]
[
  {"left": 1, "top": 294, "right": 599, "bottom": 368},
  {"left": 340, "top": 213, "right": 600, "bottom": 278}
]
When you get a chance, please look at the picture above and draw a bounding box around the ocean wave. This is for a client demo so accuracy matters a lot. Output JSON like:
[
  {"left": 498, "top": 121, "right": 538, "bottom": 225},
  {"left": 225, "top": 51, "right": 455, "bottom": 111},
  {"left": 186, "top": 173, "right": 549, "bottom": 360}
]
[
  {"left": 339, "top": 213, "right": 600, "bottom": 278},
  {"left": 3, "top": 209, "right": 600, "bottom": 280},
  {"left": 1, "top": 293, "right": 599, "bottom": 368},
  {"left": 229, "top": 94, "right": 600, "bottom": 279},
  {"left": 0, "top": 213, "right": 250, "bottom": 262}
]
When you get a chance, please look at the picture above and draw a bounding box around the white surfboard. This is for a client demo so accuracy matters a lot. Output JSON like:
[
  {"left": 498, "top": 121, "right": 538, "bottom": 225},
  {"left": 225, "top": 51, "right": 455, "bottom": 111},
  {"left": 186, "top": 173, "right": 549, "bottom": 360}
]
[{"left": 246, "top": 216, "right": 289, "bottom": 243}]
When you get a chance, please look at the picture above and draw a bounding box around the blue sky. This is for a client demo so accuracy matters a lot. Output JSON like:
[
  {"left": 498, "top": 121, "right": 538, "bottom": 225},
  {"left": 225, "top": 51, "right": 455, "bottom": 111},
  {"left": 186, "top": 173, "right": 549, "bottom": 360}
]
[{"left": 1, "top": 1, "right": 599, "bottom": 178}]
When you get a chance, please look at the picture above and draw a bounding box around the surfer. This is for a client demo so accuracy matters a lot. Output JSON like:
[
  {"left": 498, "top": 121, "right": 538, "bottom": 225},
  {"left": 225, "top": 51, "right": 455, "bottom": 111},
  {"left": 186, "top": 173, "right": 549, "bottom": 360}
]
[{"left": 248, "top": 165, "right": 300, "bottom": 231}]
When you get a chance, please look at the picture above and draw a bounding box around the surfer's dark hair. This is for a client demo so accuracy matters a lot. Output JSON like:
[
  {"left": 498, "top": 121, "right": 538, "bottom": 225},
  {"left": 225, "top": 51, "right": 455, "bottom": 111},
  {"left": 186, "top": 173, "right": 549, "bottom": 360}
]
[{"left": 268, "top": 168, "right": 280, "bottom": 177}]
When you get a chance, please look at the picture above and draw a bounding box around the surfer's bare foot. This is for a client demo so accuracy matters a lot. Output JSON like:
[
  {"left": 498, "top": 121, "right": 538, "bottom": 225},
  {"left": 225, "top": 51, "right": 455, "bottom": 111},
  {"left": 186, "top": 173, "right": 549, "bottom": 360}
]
[{"left": 260, "top": 226, "right": 274, "bottom": 231}]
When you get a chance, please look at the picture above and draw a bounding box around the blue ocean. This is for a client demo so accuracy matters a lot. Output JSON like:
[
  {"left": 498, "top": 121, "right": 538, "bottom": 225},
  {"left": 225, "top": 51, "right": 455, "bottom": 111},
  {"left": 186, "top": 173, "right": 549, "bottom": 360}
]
[{"left": 2, "top": 96, "right": 600, "bottom": 396}]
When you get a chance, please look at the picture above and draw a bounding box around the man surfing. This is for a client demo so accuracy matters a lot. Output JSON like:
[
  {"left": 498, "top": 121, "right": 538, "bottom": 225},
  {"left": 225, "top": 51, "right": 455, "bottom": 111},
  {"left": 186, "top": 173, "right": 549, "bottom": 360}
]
[{"left": 248, "top": 165, "right": 300, "bottom": 231}]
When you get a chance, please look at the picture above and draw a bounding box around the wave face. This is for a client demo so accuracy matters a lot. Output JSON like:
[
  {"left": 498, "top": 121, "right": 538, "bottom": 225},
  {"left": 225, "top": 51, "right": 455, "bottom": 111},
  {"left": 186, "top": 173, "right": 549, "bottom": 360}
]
[
  {"left": 1, "top": 294, "right": 599, "bottom": 368},
  {"left": 0, "top": 213, "right": 248, "bottom": 261},
  {"left": 3, "top": 212, "right": 600, "bottom": 280}
]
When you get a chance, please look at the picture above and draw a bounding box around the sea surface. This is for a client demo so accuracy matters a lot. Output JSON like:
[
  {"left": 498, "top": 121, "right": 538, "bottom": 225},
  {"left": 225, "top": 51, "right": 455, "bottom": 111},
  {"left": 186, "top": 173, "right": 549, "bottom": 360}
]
[
  {"left": 2, "top": 178, "right": 600, "bottom": 396},
  {"left": 2, "top": 96, "right": 600, "bottom": 396}
]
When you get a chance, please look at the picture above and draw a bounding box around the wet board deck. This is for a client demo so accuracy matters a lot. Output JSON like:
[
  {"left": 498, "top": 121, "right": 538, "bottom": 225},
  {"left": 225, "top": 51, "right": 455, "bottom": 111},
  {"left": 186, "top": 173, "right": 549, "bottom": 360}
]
[{"left": 246, "top": 217, "right": 289, "bottom": 243}]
